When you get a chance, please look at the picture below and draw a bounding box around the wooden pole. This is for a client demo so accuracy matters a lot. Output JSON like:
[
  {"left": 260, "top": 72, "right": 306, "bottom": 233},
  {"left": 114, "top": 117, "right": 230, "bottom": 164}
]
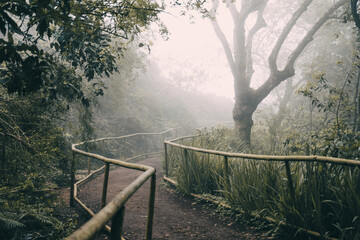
[
  {"left": 145, "top": 174, "right": 156, "bottom": 240},
  {"left": 164, "top": 143, "right": 168, "bottom": 177},
  {"left": 87, "top": 157, "right": 90, "bottom": 175},
  {"left": 70, "top": 151, "right": 76, "bottom": 207},
  {"left": 101, "top": 162, "right": 110, "bottom": 208},
  {"left": 111, "top": 206, "right": 125, "bottom": 240},
  {"left": 223, "top": 156, "right": 229, "bottom": 183}
]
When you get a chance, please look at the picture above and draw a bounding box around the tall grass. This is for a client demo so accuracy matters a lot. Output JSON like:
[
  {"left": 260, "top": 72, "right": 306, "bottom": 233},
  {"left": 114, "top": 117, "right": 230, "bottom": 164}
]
[
  {"left": 168, "top": 146, "right": 223, "bottom": 194},
  {"left": 166, "top": 128, "right": 360, "bottom": 239}
]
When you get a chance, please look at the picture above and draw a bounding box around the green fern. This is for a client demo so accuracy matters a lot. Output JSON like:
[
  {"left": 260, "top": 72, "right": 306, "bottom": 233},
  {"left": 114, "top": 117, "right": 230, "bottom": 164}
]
[{"left": 0, "top": 213, "right": 26, "bottom": 230}]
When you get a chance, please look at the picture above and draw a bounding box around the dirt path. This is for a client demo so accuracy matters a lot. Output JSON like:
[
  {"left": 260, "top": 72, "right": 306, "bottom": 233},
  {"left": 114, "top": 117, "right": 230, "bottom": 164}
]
[{"left": 76, "top": 156, "right": 271, "bottom": 240}]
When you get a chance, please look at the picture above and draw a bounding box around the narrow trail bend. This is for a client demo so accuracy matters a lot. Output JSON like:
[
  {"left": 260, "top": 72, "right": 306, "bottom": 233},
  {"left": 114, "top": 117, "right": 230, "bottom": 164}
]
[{"left": 77, "top": 156, "right": 270, "bottom": 240}]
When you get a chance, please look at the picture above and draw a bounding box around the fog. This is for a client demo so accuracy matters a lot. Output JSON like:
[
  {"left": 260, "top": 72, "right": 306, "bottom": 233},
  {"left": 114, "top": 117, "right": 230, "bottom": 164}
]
[
  {"left": 138, "top": 0, "right": 358, "bottom": 139},
  {"left": 2, "top": 1, "right": 360, "bottom": 238},
  {"left": 150, "top": 8, "right": 235, "bottom": 101}
]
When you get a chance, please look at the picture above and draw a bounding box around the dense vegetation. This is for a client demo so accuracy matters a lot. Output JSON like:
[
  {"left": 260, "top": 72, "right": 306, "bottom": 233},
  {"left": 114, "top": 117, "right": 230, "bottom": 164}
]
[
  {"left": 167, "top": 126, "right": 360, "bottom": 239},
  {"left": 0, "top": 1, "right": 233, "bottom": 238},
  {"left": 165, "top": 1, "right": 360, "bottom": 238},
  {"left": 166, "top": 20, "right": 360, "bottom": 238},
  {"left": 1, "top": 0, "right": 360, "bottom": 239},
  {"left": 0, "top": 0, "right": 164, "bottom": 238}
]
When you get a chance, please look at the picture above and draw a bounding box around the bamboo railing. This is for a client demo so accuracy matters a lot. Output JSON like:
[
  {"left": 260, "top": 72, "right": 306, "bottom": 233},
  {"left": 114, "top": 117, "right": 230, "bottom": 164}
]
[
  {"left": 163, "top": 135, "right": 360, "bottom": 240},
  {"left": 67, "top": 129, "right": 177, "bottom": 240}
]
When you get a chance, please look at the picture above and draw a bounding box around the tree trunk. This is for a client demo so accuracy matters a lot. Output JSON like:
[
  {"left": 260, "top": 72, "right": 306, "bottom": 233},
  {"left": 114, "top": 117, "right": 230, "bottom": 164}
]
[
  {"left": 233, "top": 88, "right": 258, "bottom": 145},
  {"left": 233, "top": 107, "right": 254, "bottom": 145}
]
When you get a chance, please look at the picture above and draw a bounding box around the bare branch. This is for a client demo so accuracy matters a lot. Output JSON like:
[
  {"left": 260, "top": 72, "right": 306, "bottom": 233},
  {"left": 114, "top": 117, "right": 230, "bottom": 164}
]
[
  {"left": 227, "top": 1, "right": 240, "bottom": 25},
  {"left": 268, "top": 0, "right": 312, "bottom": 72},
  {"left": 256, "top": 0, "right": 348, "bottom": 104},
  {"left": 245, "top": 0, "right": 268, "bottom": 83},
  {"left": 210, "top": 0, "right": 238, "bottom": 79},
  {"left": 285, "top": 0, "right": 347, "bottom": 70},
  {"left": 239, "top": 0, "right": 268, "bottom": 21}
]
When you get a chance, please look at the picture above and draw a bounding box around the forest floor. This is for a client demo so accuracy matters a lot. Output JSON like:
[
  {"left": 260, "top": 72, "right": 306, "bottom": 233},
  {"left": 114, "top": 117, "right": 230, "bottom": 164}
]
[{"left": 62, "top": 156, "right": 274, "bottom": 240}]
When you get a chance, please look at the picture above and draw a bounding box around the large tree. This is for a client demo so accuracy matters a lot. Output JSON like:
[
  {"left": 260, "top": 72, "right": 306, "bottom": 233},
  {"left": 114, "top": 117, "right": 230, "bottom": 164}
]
[{"left": 187, "top": 0, "right": 348, "bottom": 144}]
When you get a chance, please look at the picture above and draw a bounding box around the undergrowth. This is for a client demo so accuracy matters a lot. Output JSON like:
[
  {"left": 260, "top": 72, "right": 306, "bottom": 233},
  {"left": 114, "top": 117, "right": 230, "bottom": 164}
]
[
  {"left": 0, "top": 182, "right": 79, "bottom": 239},
  {"left": 166, "top": 127, "right": 360, "bottom": 239}
]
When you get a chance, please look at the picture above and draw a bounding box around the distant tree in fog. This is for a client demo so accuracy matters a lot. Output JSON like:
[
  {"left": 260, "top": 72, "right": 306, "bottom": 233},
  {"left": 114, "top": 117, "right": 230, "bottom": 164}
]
[{"left": 182, "top": 0, "right": 349, "bottom": 145}]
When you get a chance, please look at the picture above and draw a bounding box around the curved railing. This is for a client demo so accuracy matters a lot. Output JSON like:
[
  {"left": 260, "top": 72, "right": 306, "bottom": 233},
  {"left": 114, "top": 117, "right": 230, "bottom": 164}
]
[
  {"left": 163, "top": 135, "right": 360, "bottom": 240},
  {"left": 67, "top": 129, "right": 177, "bottom": 240}
]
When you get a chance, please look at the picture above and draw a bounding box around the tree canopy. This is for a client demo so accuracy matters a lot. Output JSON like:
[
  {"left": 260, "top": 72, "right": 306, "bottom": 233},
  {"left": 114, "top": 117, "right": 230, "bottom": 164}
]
[{"left": 0, "top": 0, "right": 163, "bottom": 104}]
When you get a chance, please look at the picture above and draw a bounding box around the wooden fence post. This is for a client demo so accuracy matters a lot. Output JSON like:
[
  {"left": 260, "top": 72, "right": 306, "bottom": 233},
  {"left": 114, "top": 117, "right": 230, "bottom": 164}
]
[
  {"left": 87, "top": 157, "right": 91, "bottom": 175},
  {"left": 223, "top": 156, "right": 229, "bottom": 183},
  {"left": 145, "top": 174, "right": 156, "bottom": 240},
  {"left": 164, "top": 143, "right": 168, "bottom": 177},
  {"left": 70, "top": 151, "right": 76, "bottom": 207},
  {"left": 111, "top": 206, "right": 125, "bottom": 240},
  {"left": 101, "top": 162, "right": 110, "bottom": 208}
]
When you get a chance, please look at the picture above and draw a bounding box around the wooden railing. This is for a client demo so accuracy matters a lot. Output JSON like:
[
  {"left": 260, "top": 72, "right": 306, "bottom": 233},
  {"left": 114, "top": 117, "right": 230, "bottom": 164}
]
[
  {"left": 163, "top": 135, "right": 360, "bottom": 240},
  {"left": 67, "top": 129, "right": 177, "bottom": 240}
]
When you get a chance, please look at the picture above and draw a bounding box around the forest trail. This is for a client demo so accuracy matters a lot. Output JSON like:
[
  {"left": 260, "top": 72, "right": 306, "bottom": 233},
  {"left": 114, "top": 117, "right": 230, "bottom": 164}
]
[{"left": 75, "top": 156, "right": 271, "bottom": 240}]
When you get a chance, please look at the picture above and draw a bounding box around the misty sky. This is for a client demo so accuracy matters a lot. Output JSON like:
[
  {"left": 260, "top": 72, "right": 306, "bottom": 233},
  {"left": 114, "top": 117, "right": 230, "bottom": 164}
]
[{"left": 150, "top": 5, "right": 236, "bottom": 101}]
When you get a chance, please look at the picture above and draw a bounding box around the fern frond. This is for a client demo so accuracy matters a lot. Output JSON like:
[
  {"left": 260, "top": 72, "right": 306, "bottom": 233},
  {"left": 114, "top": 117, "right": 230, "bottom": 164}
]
[{"left": 0, "top": 214, "right": 25, "bottom": 230}]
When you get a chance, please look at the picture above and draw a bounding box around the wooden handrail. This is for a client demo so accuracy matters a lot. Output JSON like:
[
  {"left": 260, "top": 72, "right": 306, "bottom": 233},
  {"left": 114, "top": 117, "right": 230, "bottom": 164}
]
[
  {"left": 164, "top": 134, "right": 360, "bottom": 240},
  {"left": 67, "top": 129, "right": 177, "bottom": 240},
  {"left": 165, "top": 140, "right": 360, "bottom": 167},
  {"left": 74, "top": 129, "right": 176, "bottom": 145}
]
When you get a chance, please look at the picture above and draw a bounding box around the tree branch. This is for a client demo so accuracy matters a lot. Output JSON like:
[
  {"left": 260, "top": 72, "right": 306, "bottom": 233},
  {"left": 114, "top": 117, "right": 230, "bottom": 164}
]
[
  {"left": 210, "top": 0, "right": 238, "bottom": 79},
  {"left": 0, "top": 132, "right": 36, "bottom": 155},
  {"left": 256, "top": 0, "right": 347, "bottom": 103},
  {"left": 239, "top": 0, "right": 268, "bottom": 21},
  {"left": 268, "top": 0, "right": 313, "bottom": 72},
  {"left": 227, "top": 1, "right": 240, "bottom": 25},
  {"left": 245, "top": 0, "right": 268, "bottom": 83},
  {"left": 285, "top": 0, "right": 347, "bottom": 69}
]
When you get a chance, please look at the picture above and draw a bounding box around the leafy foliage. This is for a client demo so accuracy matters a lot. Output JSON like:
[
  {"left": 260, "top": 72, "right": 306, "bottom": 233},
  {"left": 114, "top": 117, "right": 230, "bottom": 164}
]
[
  {"left": 0, "top": 1, "right": 164, "bottom": 238},
  {"left": 0, "top": 187, "right": 78, "bottom": 240},
  {"left": 0, "top": 0, "right": 163, "bottom": 104}
]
